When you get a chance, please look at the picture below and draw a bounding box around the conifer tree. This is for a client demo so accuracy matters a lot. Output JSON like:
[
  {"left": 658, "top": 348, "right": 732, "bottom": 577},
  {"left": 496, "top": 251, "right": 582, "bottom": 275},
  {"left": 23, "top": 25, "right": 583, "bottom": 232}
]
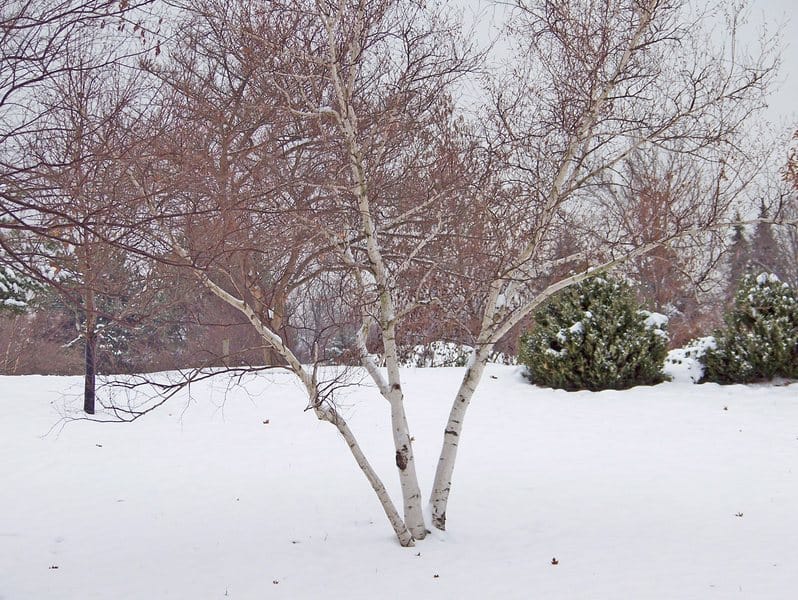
[
  {"left": 701, "top": 273, "right": 798, "bottom": 383},
  {"left": 750, "top": 202, "right": 788, "bottom": 281},
  {"left": 519, "top": 276, "right": 669, "bottom": 391},
  {"left": 0, "top": 264, "right": 38, "bottom": 314},
  {"left": 726, "top": 211, "right": 751, "bottom": 300}
]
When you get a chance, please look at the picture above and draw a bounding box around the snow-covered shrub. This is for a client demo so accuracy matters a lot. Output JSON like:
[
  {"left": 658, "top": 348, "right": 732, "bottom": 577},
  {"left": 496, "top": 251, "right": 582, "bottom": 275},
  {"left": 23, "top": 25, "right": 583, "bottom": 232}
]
[
  {"left": 0, "top": 265, "right": 38, "bottom": 314},
  {"left": 700, "top": 273, "right": 798, "bottom": 383},
  {"left": 518, "top": 275, "right": 669, "bottom": 391},
  {"left": 397, "top": 341, "right": 517, "bottom": 368},
  {"left": 664, "top": 337, "right": 716, "bottom": 383},
  {"left": 400, "top": 341, "right": 473, "bottom": 368}
]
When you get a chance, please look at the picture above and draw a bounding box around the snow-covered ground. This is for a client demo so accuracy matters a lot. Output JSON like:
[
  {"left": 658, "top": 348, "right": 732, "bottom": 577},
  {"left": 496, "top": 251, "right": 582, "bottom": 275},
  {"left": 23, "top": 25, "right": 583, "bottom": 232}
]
[{"left": 1, "top": 365, "right": 796, "bottom": 599}]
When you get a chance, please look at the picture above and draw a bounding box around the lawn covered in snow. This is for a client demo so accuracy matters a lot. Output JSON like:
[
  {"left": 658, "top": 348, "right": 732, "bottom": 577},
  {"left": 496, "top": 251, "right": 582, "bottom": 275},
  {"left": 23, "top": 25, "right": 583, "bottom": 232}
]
[{"left": 1, "top": 365, "right": 796, "bottom": 599}]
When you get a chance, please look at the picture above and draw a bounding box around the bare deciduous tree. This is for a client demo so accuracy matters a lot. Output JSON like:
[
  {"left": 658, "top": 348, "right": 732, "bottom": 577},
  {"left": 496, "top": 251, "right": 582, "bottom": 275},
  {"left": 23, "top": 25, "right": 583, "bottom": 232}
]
[
  {"left": 136, "top": 0, "right": 777, "bottom": 544},
  {"left": 7, "top": 0, "right": 783, "bottom": 548},
  {"left": 0, "top": 0, "right": 157, "bottom": 173},
  {"left": 0, "top": 33, "right": 170, "bottom": 413},
  {"left": 119, "top": 0, "right": 481, "bottom": 545}
]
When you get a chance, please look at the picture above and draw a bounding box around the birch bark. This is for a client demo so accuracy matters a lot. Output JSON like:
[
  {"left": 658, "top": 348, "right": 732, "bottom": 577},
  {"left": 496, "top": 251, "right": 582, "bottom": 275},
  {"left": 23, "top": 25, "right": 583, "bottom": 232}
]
[
  {"left": 144, "top": 207, "right": 417, "bottom": 545},
  {"left": 320, "top": 1, "right": 428, "bottom": 540},
  {"left": 198, "top": 266, "right": 417, "bottom": 546}
]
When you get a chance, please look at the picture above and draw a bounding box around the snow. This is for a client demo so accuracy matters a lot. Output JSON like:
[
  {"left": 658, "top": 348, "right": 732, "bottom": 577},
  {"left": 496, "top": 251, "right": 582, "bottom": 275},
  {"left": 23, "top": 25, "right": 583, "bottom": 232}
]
[
  {"left": 2, "top": 298, "right": 27, "bottom": 307},
  {"left": 2, "top": 367, "right": 797, "bottom": 599},
  {"left": 756, "top": 272, "right": 780, "bottom": 285},
  {"left": 568, "top": 321, "right": 584, "bottom": 336},
  {"left": 665, "top": 337, "right": 717, "bottom": 383},
  {"left": 399, "top": 341, "right": 515, "bottom": 368},
  {"left": 401, "top": 340, "right": 473, "bottom": 367},
  {"left": 641, "top": 310, "right": 669, "bottom": 330}
]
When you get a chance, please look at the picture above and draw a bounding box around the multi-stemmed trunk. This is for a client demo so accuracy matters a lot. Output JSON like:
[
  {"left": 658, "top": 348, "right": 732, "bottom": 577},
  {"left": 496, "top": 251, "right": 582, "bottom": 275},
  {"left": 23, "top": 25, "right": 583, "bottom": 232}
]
[
  {"left": 188, "top": 263, "right": 418, "bottom": 545},
  {"left": 316, "top": 402, "right": 415, "bottom": 547}
]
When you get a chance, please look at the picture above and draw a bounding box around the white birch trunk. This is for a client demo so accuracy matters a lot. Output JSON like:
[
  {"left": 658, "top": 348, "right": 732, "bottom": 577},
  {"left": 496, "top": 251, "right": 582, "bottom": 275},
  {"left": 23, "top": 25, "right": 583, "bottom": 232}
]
[
  {"left": 355, "top": 326, "right": 427, "bottom": 540},
  {"left": 429, "top": 347, "right": 490, "bottom": 530},
  {"left": 165, "top": 237, "right": 415, "bottom": 545},
  {"left": 316, "top": 404, "right": 415, "bottom": 547},
  {"left": 387, "top": 388, "right": 426, "bottom": 539},
  {"left": 428, "top": 2, "right": 661, "bottom": 531},
  {"left": 379, "top": 294, "right": 427, "bottom": 539},
  {"left": 207, "top": 274, "right": 416, "bottom": 545},
  {"left": 322, "top": 10, "right": 428, "bottom": 540}
]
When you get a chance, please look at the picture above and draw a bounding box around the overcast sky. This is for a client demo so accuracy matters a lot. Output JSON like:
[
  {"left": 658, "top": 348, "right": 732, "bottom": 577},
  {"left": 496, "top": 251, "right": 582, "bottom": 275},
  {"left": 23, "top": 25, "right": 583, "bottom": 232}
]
[
  {"left": 457, "top": 0, "right": 797, "bottom": 131},
  {"left": 749, "top": 0, "right": 797, "bottom": 128}
]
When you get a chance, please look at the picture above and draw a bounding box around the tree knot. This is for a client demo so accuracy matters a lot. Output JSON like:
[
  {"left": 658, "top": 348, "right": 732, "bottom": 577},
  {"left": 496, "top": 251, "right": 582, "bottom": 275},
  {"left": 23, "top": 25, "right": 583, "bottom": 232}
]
[{"left": 395, "top": 449, "right": 408, "bottom": 470}]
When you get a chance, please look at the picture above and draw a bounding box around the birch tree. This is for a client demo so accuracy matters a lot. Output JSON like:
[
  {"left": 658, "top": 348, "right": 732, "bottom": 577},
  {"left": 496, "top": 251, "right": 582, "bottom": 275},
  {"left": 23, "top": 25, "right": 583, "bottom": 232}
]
[{"left": 82, "top": 0, "right": 778, "bottom": 546}]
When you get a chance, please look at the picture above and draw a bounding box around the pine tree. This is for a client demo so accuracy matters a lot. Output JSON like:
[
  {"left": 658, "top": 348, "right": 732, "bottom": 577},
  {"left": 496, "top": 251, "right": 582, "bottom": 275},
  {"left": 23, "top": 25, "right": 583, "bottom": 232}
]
[
  {"left": 0, "top": 264, "right": 39, "bottom": 314},
  {"left": 750, "top": 202, "right": 788, "bottom": 281},
  {"left": 727, "top": 211, "right": 751, "bottom": 300},
  {"left": 519, "top": 275, "right": 670, "bottom": 391},
  {"left": 701, "top": 273, "right": 798, "bottom": 383}
]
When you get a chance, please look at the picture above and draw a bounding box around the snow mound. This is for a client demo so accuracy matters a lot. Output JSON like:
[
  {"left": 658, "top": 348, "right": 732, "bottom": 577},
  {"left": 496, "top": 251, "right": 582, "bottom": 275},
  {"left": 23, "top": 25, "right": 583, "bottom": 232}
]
[{"left": 664, "top": 337, "right": 716, "bottom": 383}]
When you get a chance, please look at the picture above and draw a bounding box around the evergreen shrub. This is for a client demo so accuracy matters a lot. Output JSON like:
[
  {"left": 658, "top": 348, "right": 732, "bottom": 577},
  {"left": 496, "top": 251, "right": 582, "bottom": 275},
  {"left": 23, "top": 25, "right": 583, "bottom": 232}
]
[
  {"left": 0, "top": 265, "right": 38, "bottom": 314},
  {"left": 519, "top": 275, "right": 669, "bottom": 391},
  {"left": 700, "top": 273, "right": 798, "bottom": 383}
]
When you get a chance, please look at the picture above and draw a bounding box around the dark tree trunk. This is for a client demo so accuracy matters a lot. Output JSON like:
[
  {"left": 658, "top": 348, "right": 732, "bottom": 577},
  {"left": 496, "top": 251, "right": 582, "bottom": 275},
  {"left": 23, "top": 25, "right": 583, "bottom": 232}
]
[
  {"left": 84, "top": 331, "right": 96, "bottom": 414},
  {"left": 83, "top": 278, "right": 97, "bottom": 415}
]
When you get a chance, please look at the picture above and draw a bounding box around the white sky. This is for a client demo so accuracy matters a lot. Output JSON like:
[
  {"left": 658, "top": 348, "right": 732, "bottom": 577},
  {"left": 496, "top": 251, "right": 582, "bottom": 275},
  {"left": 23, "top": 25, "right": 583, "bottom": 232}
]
[
  {"left": 750, "top": 0, "right": 797, "bottom": 128},
  {"left": 455, "top": 0, "right": 797, "bottom": 132}
]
